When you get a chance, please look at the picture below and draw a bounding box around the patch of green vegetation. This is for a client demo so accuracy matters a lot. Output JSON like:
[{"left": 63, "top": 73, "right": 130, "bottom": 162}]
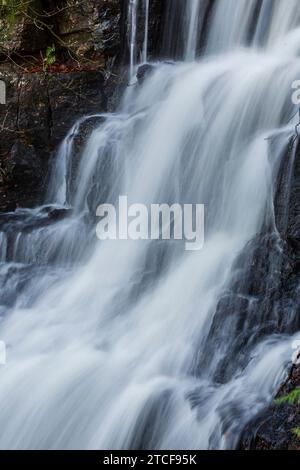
[
  {"left": 274, "top": 387, "right": 300, "bottom": 405},
  {"left": 292, "top": 428, "right": 300, "bottom": 439},
  {"left": 43, "top": 44, "right": 56, "bottom": 70},
  {"left": 0, "top": 0, "right": 33, "bottom": 54},
  {"left": 0, "top": 0, "right": 24, "bottom": 27}
]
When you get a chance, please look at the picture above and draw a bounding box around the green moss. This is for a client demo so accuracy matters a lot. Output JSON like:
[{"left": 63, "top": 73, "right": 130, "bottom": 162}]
[
  {"left": 0, "top": 0, "right": 28, "bottom": 52},
  {"left": 274, "top": 388, "right": 300, "bottom": 405},
  {"left": 293, "top": 428, "right": 300, "bottom": 439},
  {"left": 0, "top": 0, "right": 23, "bottom": 26}
]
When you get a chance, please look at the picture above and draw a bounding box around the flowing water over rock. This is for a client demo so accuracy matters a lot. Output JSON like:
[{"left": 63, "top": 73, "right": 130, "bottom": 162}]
[{"left": 0, "top": 0, "right": 300, "bottom": 450}]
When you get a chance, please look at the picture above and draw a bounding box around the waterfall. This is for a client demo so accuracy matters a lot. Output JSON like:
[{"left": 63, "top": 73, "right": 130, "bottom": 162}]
[
  {"left": 207, "top": 0, "right": 300, "bottom": 53},
  {"left": 46, "top": 114, "right": 105, "bottom": 207},
  {"left": 142, "top": 0, "right": 149, "bottom": 63},
  {"left": 0, "top": 232, "right": 7, "bottom": 262},
  {"left": 185, "top": 0, "right": 202, "bottom": 60},
  {"left": 129, "top": 0, "right": 150, "bottom": 76},
  {"left": 206, "top": 0, "right": 261, "bottom": 53},
  {"left": 1, "top": 0, "right": 300, "bottom": 450},
  {"left": 46, "top": 120, "right": 82, "bottom": 206},
  {"left": 128, "top": 0, "right": 139, "bottom": 80}
]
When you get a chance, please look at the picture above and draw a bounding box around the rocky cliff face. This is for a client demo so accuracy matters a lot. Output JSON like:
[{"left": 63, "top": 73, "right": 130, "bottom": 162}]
[
  {"left": 0, "top": 1, "right": 122, "bottom": 67},
  {"left": 238, "top": 139, "right": 300, "bottom": 449},
  {"left": 0, "top": 67, "right": 106, "bottom": 211},
  {"left": 0, "top": 0, "right": 165, "bottom": 211},
  {"left": 0, "top": 1, "right": 115, "bottom": 210},
  {"left": 239, "top": 364, "right": 300, "bottom": 450}
]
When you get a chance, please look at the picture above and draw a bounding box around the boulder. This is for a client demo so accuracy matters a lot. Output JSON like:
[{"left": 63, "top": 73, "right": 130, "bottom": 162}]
[{"left": 137, "top": 64, "right": 156, "bottom": 84}]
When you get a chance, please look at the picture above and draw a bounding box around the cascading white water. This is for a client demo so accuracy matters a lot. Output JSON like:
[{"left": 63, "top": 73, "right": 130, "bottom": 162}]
[
  {"left": 207, "top": 0, "right": 300, "bottom": 53},
  {"left": 185, "top": 0, "right": 201, "bottom": 60},
  {"left": 47, "top": 119, "right": 84, "bottom": 207},
  {"left": 129, "top": 0, "right": 150, "bottom": 77},
  {"left": 206, "top": 0, "right": 260, "bottom": 53},
  {"left": 128, "top": 0, "right": 138, "bottom": 79},
  {"left": 142, "top": 0, "right": 149, "bottom": 63},
  {"left": 1, "top": 0, "right": 300, "bottom": 450},
  {"left": 46, "top": 114, "right": 105, "bottom": 207}
]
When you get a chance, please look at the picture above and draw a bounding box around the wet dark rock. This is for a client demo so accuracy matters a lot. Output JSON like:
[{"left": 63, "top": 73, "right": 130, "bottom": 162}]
[
  {"left": 275, "top": 138, "right": 300, "bottom": 242},
  {"left": 239, "top": 365, "right": 300, "bottom": 450},
  {"left": 0, "top": 1, "right": 122, "bottom": 67},
  {"left": 0, "top": 1, "right": 168, "bottom": 211},
  {"left": 0, "top": 1, "right": 49, "bottom": 58},
  {"left": 0, "top": 139, "right": 43, "bottom": 212},
  {"left": 0, "top": 1, "right": 127, "bottom": 211},
  {"left": 193, "top": 140, "right": 300, "bottom": 447},
  {"left": 47, "top": 70, "right": 106, "bottom": 145},
  {"left": 0, "top": 206, "right": 67, "bottom": 234},
  {"left": 0, "top": 67, "right": 106, "bottom": 211},
  {"left": 54, "top": 0, "right": 121, "bottom": 66},
  {"left": 137, "top": 64, "right": 156, "bottom": 84},
  {"left": 235, "top": 140, "right": 300, "bottom": 448},
  {"left": 47, "top": 208, "right": 72, "bottom": 221}
]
